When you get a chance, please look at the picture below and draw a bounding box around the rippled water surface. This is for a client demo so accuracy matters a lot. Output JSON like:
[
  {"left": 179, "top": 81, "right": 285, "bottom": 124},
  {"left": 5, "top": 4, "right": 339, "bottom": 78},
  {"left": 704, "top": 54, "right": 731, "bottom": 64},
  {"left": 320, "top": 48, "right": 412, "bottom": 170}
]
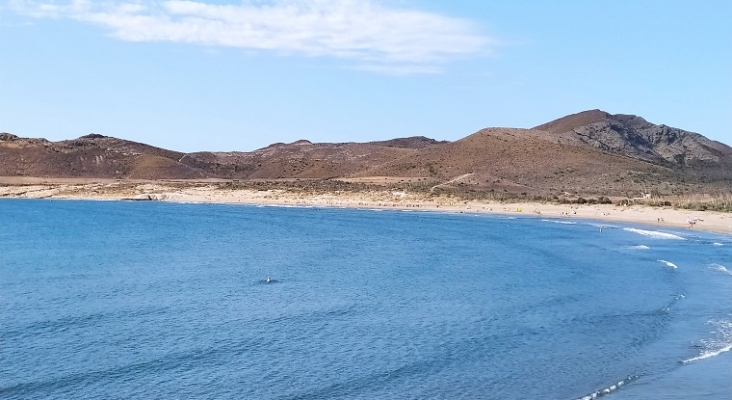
[{"left": 1, "top": 199, "right": 731, "bottom": 399}]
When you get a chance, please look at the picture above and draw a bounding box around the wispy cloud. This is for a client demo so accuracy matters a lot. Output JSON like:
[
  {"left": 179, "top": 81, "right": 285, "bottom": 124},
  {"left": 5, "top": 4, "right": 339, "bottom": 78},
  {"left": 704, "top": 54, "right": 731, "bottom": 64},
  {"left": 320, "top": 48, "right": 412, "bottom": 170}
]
[{"left": 9, "top": 0, "right": 496, "bottom": 73}]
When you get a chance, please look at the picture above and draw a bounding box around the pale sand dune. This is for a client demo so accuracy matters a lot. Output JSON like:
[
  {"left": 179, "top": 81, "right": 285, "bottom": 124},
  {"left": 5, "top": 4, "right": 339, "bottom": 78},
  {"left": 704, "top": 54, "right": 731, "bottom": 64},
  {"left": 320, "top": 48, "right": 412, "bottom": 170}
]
[{"left": 1, "top": 182, "right": 730, "bottom": 234}]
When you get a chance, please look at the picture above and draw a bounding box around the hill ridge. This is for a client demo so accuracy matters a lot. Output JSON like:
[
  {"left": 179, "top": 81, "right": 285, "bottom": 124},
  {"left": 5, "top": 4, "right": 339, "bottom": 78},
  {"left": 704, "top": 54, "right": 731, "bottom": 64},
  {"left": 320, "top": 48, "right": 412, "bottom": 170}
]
[{"left": 2, "top": 110, "right": 731, "bottom": 196}]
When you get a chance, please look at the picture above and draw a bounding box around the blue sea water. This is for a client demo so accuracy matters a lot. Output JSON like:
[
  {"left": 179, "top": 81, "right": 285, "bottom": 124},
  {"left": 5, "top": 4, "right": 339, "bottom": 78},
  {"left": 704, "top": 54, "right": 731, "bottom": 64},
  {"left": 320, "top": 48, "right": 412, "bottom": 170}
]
[{"left": 1, "top": 199, "right": 730, "bottom": 400}]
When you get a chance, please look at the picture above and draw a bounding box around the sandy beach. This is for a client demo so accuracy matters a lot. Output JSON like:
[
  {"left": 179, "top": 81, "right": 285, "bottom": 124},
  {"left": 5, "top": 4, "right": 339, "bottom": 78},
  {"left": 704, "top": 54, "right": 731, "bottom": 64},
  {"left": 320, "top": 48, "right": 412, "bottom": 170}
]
[{"left": 2, "top": 179, "right": 730, "bottom": 235}]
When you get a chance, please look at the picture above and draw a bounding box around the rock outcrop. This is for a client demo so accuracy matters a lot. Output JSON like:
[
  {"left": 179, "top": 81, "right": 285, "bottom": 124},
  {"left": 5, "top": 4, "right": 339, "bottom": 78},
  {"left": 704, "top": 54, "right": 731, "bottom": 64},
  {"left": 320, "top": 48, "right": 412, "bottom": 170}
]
[{"left": 534, "top": 110, "right": 732, "bottom": 167}]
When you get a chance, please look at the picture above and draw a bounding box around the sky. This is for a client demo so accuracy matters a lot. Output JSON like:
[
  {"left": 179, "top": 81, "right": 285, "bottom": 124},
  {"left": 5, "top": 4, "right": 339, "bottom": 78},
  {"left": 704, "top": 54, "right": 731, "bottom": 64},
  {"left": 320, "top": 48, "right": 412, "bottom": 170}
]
[{"left": 1, "top": 0, "right": 730, "bottom": 152}]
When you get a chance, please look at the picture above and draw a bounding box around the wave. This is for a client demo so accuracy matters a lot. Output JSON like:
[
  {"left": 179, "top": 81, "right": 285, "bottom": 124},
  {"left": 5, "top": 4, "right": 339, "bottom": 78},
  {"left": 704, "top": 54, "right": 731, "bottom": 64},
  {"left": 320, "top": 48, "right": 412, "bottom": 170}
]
[
  {"left": 682, "top": 344, "right": 732, "bottom": 364},
  {"left": 713, "top": 242, "right": 724, "bottom": 246},
  {"left": 682, "top": 319, "right": 732, "bottom": 364},
  {"left": 588, "top": 223, "right": 619, "bottom": 229},
  {"left": 708, "top": 263, "right": 732, "bottom": 276},
  {"left": 658, "top": 260, "right": 678, "bottom": 269},
  {"left": 573, "top": 375, "right": 637, "bottom": 400},
  {"left": 629, "top": 245, "right": 650, "bottom": 250},
  {"left": 541, "top": 219, "right": 577, "bottom": 225},
  {"left": 623, "top": 228, "right": 685, "bottom": 240}
]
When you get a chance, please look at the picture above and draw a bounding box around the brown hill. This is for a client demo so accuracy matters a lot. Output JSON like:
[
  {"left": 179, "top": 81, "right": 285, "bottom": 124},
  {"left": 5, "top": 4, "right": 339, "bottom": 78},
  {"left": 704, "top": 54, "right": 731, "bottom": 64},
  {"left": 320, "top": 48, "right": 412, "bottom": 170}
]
[
  {"left": 182, "top": 140, "right": 422, "bottom": 179},
  {"left": 0, "top": 133, "right": 204, "bottom": 179},
  {"left": 2, "top": 110, "right": 731, "bottom": 197},
  {"left": 355, "top": 128, "right": 691, "bottom": 196}
]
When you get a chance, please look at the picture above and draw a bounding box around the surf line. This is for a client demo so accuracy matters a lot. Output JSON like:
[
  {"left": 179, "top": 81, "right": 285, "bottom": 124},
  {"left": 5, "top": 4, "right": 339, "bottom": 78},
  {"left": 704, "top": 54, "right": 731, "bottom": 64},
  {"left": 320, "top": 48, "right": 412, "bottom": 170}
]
[
  {"left": 572, "top": 375, "right": 638, "bottom": 400},
  {"left": 682, "top": 344, "right": 732, "bottom": 364},
  {"left": 623, "top": 228, "right": 685, "bottom": 240}
]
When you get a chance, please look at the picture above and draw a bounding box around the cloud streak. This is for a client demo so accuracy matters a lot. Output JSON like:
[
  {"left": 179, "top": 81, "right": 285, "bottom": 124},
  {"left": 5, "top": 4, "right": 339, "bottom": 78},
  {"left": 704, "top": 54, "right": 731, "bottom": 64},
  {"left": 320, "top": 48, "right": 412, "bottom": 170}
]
[{"left": 9, "top": 0, "right": 495, "bottom": 73}]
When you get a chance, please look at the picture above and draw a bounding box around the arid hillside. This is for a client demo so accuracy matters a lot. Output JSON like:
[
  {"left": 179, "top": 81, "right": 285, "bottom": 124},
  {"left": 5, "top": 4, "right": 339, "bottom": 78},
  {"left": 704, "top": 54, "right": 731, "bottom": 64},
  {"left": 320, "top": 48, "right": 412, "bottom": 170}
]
[
  {"left": 0, "top": 133, "right": 203, "bottom": 179},
  {"left": 2, "top": 110, "right": 730, "bottom": 197}
]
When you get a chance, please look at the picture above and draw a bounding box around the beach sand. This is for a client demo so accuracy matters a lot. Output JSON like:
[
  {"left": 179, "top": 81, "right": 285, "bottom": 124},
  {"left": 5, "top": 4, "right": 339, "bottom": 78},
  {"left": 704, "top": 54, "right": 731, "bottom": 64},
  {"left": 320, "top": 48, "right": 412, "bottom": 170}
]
[{"left": 1, "top": 179, "right": 730, "bottom": 235}]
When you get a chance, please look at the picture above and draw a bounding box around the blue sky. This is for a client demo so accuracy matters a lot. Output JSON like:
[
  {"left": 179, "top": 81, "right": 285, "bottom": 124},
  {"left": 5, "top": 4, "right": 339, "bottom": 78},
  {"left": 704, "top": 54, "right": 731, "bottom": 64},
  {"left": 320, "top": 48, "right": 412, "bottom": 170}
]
[{"left": 2, "top": 0, "right": 730, "bottom": 152}]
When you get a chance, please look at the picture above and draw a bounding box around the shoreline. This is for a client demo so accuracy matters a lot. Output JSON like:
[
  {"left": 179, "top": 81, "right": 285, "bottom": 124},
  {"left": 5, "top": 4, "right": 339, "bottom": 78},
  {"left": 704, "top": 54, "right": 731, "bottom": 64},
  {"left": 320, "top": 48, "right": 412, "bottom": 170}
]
[{"left": 1, "top": 182, "right": 731, "bottom": 235}]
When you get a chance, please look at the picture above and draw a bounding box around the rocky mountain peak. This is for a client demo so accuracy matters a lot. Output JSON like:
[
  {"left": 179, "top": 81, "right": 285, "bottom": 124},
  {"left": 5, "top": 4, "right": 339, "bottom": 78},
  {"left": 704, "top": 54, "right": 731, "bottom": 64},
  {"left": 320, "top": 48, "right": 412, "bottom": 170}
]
[
  {"left": 79, "top": 133, "right": 108, "bottom": 140},
  {"left": 0, "top": 133, "right": 20, "bottom": 141},
  {"left": 534, "top": 110, "right": 730, "bottom": 166}
]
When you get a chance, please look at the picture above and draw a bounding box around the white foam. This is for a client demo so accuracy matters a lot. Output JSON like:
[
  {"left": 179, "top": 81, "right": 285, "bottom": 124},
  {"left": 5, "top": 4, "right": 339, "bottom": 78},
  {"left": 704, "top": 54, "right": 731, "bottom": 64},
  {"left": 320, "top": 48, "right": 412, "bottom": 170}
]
[
  {"left": 682, "top": 319, "right": 732, "bottom": 364},
  {"left": 708, "top": 263, "right": 732, "bottom": 276},
  {"left": 658, "top": 260, "right": 678, "bottom": 269},
  {"left": 541, "top": 219, "right": 576, "bottom": 225},
  {"left": 713, "top": 242, "right": 724, "bottom": 246},
  {"left": 682, "top": 344, "right": 732, "bottom": 364},
  {"left": 623, "top": 228, "right": 685, "bottom": 240},
  {"left": 588, "top": 223, "right": 619, "bottom": 229},
  {"left": 623, "top": 228, "right": 686, "bottom": 240},
  {"left": 629, "top": 245, "right": 650, "bottom": 250},
  {"left": 573, "top": 376, "right": 635, "bottom": 400}
]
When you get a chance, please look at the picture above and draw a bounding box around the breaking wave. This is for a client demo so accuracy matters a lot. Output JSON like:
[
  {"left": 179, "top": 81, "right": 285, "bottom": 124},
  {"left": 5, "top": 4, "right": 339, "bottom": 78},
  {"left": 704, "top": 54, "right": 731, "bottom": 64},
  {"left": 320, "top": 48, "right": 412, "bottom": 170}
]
[
  {"left": 623, "top": 228, "right": 685, "bottom": 240},
  {"left": 708, "top": 263, "right": 732, "bottom": 276},
  {"left": 682, "top": 320, "right": 732, "bottom": 364},
  {"left": 658, "top": 260, "right": 678, "bottom": 269},
  {"left": 713, "top": 242, "right": 724, "bottom": 246},
  {"left": 682, "top": 344, "right": 732, "bottom": 364},
  {"left": 629, "top": 245, "right": 650, "bottom": 250}
]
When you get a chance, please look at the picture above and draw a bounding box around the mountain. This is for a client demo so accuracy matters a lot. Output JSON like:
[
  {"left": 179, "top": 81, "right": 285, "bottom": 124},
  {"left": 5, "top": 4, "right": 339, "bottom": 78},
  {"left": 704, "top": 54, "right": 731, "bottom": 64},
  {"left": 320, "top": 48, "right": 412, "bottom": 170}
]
[
  {"left": 2, "top": 111, "right": 731, "bottom": 197},
  {"left": 533, "top": 110, "right": 732, "bottom": 168}
]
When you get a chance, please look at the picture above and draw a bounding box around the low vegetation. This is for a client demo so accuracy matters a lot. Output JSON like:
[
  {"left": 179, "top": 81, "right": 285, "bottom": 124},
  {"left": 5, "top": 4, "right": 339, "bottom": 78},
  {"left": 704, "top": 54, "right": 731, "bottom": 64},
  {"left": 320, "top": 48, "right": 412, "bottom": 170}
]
[{"left": 620, "top": 193, "right": 732, "bottom": 212}]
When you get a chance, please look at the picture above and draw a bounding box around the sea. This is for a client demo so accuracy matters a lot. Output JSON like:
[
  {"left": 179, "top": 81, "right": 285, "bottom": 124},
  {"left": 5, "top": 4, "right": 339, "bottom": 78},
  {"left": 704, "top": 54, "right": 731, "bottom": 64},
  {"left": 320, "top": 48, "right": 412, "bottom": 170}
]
[{"left": 1, "top": 199, "right": 730, "bottom": 400}]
